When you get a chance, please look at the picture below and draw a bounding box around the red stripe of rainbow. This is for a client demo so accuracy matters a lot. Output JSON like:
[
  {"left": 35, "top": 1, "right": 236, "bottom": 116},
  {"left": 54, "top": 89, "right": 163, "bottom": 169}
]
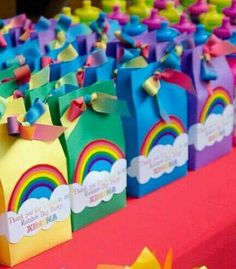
[
  {"left": 74, "top": 139, "right": 124, "bottom": 185},
  {"left": 140, "top": 116, "right": 185, "bottom": 157},
  {"left": 199, "top": 88, "right": 232, "bottom": 123},
  {"left": 8, "top": 164, "right": 66, "bottom": 213}
]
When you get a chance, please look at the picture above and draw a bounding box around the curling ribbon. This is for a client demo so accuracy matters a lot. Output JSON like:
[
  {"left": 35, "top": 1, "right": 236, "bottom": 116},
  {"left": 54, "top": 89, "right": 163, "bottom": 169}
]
[
  {"left": 115, "top": 31, "right": 150, "bottom": 59},
  {"left": 77, "top": 49, "right": 108, "bottom": 87},
  {"left": 35, "top": 16, "right": 51, "bottom": 31},
  {"left": 97, "top": 247, "right": 208, "bottom": 269},
  {"left": 67, "top": 92, "right": 130, "bottom": 122},
  {"left": 7, "top": 98, "right": 65, "bottom": 141},
  {"left": 159, "top": 33, "right": 192, "bottom": 70},
  {"left": 19, "top": 18, "right": 34, "bottom": 42},
  {"left": 91, "top": 13, "right": 110, "bottom": 49},
  {"left": 1, "top": 65, "right": 31, "bottom": 86},
  {"left": 51, "top": 15, "right": 72, "bottom": 50},
  {"left": 7, "top": 116, "right": 65, "bottom": 141},
  {"left": 25, "top": 98, "right": 46, "bottom": 125},
  {"left": 0, "top": 14, "right": 27, "bottom": 34},
  {"left": 143, "top": 69, "right": 194, "bottom": 122},
  {"left": 201, "top": 35, "right": 236, "bottom": 94},
  {"left": 5, "top": 55, "right": 25, "bottom": 68}
]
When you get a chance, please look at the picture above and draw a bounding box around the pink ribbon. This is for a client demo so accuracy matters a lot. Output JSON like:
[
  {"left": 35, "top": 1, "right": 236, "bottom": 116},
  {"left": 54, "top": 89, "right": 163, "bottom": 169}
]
[
  {"left": 1, "top": 65, "right": 31, "bottom": 85},
  {"left": 154, "top": 69, "right": 195, "bottom": 94},
  {"left": 67, "top": 98, "right": 86, "bottom": 121},
  {"left": 0, "top": 33, "right": 7, "bottom": 48},
  {"left": 76, "top": 50, "right": 108, "bottom": 87},
  {"left": 203, "top": 34, "right": 236, "bottom": 58},
  {"left": 201, "top": 35, "right": 236, "bottom": 95},
  {"left": 135, "top": 41, "right": 150, "bottom": 59}
]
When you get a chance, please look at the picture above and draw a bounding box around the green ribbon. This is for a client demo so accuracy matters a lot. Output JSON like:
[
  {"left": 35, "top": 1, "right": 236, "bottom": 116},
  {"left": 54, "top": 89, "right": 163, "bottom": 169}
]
[
  {"left": 0, "top": 97, "right": 7, "bottom": 120},
  {"left": 67, "top": 92, "right": 130, "bottom": 122},
  {"left": 122, "top": 56, "right": 148, "bottom": 69},
  {"left": 90, "top": 92, "right": 130, "bottom": 117}
]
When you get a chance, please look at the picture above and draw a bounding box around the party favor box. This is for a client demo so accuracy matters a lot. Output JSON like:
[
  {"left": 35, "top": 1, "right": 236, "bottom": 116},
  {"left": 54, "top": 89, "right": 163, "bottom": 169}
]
[
  {"left": 182, "top": 36, "right": 235, "bottom": 170},
  {"left": 0, "top": 99, "right": 72, "bottom": 266},
  {"left": 117, "top": 59, "right": 193, "bottom": 197},
  {"left": 47, "top": 80, "right": 128, "bottom": 231}
]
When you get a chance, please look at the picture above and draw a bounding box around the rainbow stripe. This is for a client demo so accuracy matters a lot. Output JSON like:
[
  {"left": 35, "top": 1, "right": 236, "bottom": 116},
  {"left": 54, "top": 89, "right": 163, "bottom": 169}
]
[
  {"left": 141, "top": 116, "right": 185, "bottom": 157},
  {"left": 8, "top": 164, "right": 66, "bottom": 213},
  {"left": 200, "top": 88, "right": 232, "bottom": 123},
  {"left": 74, "top": 139, "right": 124, "bottom": 185}
]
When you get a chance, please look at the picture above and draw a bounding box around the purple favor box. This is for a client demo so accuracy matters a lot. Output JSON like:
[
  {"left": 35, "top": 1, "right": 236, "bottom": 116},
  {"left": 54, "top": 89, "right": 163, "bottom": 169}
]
[{"left": 182, "top": 39, "right": 234, "bottom": 170}]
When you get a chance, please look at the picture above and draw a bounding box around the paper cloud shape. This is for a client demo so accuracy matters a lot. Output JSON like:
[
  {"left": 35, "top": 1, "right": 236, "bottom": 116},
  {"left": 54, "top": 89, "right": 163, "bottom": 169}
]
[
  {"left": 189, "top": 105, "right": 234, "bottom": 151},
  {"left": 70, "top": 159, "right": 127, "bottom": 214},
  {"left": 127, "top": 133, "right": 188, "bottom": 184},
  {"left": 0, "top": 185, "right": 70, "bottom": 244}
]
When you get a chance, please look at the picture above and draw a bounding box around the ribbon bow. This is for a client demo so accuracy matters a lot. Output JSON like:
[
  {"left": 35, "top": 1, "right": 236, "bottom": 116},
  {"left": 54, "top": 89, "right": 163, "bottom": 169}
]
[
  {"left": 143, "top": 69, "right": 194, "bottom": 122},
  {"left": 201, "top": 35, "right": 236, "bottom": 92},
  {"left": 0, "top": 65, "right": 31, "bottom": 99},
  {"left": 4, "top": 55, "right": 25, "bottom": 69},
  {"left": 19, "top": 18, "right": 34, "bottom": 42},
  {"left": 97, "top": 247, "right": 208, "bottom": 269},
  {"left": 48, "top": 15, "right": 72, "bottom": 50},
  {"left": 159, "top": 33, "right": 193, "bottom": 70},
  {"left": 76, "top": 49, "right": 108, "bottom": 87},
  {"left": 67, "top": 92, "right": 130, "bottom": 122},
  {"left": 7, "top": 98, "right": 65, "bottom": 141},
  {"left": 97, "top": 247, "right": 172, "bottom": 269},
  {"left": 0, "top": 14, "right": 27, "bottom": 34},
  {"left": 91, "top": 17, "right": 110, "bottom": 50},
  {"left": 115, "top": 31, "right": 150, "bottom": 59}
]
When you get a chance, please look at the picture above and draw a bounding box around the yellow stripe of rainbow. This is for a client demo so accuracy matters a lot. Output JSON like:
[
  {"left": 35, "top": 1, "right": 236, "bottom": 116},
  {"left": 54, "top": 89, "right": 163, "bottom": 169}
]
[
  {"left": 140, "top": 116, "right": 185, "bottom": 157},
  {"left": 74, "top": 140, "right": 124, "bottom": 185},
  {"left": 200, "top": 88, "right": 232, "bottom": 123},
  {"left": 8, "top": 164, "right": 66, "bottom": 212}
]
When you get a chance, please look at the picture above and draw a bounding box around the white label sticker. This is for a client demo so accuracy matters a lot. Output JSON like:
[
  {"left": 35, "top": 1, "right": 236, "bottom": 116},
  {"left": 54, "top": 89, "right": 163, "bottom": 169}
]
[
  {"left": 0, "top": 185, "right": 70, "bottom": 244},
  {"left": 127, "top": 133, "right": 188, "bottom": 184},
  {"left": 189, "top": 105, "right": 234, "bottom": 151},
  {"left": 70, "top": 159, "right": 127, "bottom": 214}
]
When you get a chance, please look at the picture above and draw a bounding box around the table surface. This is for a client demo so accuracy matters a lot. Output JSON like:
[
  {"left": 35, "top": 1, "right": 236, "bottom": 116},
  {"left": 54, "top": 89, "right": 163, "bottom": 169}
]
[{"left": 1, "top": 148, "right": 236, "bottom": 269}]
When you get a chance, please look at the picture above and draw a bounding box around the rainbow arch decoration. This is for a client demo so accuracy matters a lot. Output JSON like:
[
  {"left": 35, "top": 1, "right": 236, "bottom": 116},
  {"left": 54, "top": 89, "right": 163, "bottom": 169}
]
[
  {"left": 74, "top": 139, "right": 124, "bottom": 185},
  {"left": 200, "top": 87, "right": 232, "bottom": 123},
  {"left": 140, "top": 116, "right": 185, "bottom": 157},
  {"left": 8, "top": 164, "right": 67, "bottom": 212}
]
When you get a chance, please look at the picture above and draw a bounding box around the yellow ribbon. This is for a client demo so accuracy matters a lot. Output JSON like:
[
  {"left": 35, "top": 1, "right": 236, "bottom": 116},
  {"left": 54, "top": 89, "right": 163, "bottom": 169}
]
[
  {"left": 29, "top": 65, "right": 50, "bottom": 89},
  {"left": 57, "top": 44, "right": 78, "bottom": 62},
  {"left": 61, "top": 92, "right": 129, "bottom": 139},
  {"left": 97, "top": 247, "right": 208, "bottom": 269}
]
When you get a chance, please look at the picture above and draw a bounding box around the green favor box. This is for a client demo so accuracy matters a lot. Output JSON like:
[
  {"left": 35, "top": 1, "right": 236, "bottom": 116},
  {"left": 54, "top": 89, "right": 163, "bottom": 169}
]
[{"left": 26, "top": 80, "right": 128, "bottom": 231}]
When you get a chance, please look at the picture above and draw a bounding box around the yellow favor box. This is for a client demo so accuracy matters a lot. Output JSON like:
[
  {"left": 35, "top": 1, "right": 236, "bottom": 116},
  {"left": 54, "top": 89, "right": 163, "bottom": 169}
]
[{"left": 0, "top": 99, "right": 72, "bottom": 266}]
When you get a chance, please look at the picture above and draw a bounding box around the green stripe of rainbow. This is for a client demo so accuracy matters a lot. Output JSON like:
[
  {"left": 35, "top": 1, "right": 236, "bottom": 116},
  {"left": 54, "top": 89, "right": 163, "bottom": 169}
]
[
  {"left": 140, "top": 116, "right": 185, "bottom": 157},
  {"left": 8, "top": 164, "right": 66, "bottom": 213},
  {"left": 74, "top": 139, "right": 124, "bottom": 185},
  {"left": 200, "top": 88, "right": 232, "bottom": 123}
]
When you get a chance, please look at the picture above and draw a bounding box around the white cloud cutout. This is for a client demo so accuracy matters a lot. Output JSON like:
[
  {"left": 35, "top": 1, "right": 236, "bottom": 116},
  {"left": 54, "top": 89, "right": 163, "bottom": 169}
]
[
  {"left": 70, "top": 159, "right": 127, "bottom": 214},
  {"left": 0, "top": 185, "right": 70, "bottom": 244},
  {"left": 189, "top": 105, "right": 234, "bottom": 151},
  {"left": 127, "top": 133, "right": 188, "bottom": 184}
]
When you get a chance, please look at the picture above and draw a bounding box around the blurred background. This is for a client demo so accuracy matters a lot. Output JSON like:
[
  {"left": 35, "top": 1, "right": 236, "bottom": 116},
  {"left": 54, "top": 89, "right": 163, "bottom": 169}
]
[{"left": 1, "top": 0, "right": 133, "bottom": 19}]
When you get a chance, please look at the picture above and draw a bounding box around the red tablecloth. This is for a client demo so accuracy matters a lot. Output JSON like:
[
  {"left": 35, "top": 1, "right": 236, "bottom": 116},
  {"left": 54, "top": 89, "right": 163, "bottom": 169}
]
[{"left": 1, "top": 149, "right": 236, "bottom": 269}]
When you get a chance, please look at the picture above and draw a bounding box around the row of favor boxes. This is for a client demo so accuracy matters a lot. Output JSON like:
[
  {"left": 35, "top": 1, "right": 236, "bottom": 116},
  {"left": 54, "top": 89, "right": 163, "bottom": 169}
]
[{"left": 0, "top": 13, "right": 235, "bottom": 266}]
